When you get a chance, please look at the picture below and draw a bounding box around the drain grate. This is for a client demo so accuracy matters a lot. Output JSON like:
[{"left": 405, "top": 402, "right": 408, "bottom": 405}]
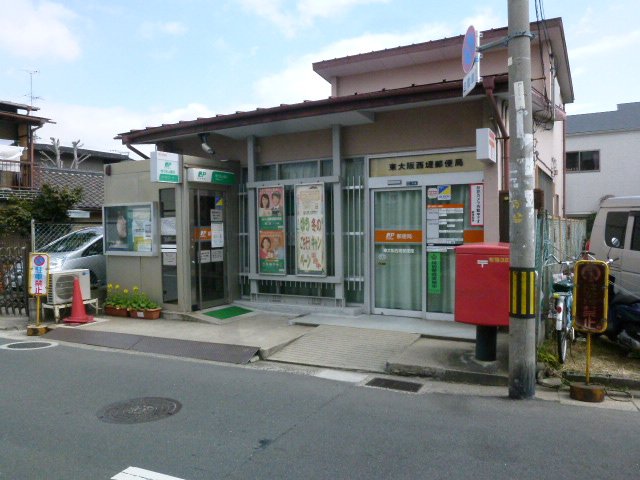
[
  {"left": 366, "top": 377, "right": 423, "bottom": 393},
  {"left": 97, "top": 397, "right": 182, "bottom": 424},
  {"left": 1, "top": 341, "right": 55, "bottom": 350}
]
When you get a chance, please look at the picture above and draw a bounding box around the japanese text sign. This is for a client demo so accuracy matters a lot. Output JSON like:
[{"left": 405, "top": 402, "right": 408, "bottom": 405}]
[
  {"left": 573, "top": 260, "right": 609, "bottom": 333},
  {"left": 28, "top": 253, "right": 49, "bottom": 296}
]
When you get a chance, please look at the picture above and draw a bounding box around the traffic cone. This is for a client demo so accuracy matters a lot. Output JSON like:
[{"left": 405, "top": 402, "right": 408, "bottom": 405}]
[{"left": 64, "top": 277, "right": 94, "bottom": 324}]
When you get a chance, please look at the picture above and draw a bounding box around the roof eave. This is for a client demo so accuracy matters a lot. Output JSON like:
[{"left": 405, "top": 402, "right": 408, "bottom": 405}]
[{"left": 118, "top": 77, "right": 507, "bottom": 145}]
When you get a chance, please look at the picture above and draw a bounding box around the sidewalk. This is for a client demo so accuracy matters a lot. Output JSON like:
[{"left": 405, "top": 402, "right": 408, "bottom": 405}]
[{"left": 2, "top": 306, "right": 640, "bottom": 400}]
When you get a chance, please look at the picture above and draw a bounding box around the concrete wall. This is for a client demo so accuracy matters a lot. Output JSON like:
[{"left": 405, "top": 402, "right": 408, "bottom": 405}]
[{"left": 566, "top": 129, "right": 640, "bottom": 216}]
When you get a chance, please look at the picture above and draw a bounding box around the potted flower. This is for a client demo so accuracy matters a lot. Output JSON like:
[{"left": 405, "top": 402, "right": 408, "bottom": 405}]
[
  {"left": 104, "top": 284, "right": 131, "bottom": 317},
  {"left": 127, "top": 286, "right": 162, "bottom": 319}
]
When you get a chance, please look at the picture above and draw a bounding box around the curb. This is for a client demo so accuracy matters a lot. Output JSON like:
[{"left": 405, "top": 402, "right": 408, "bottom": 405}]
[
  {"left": 386, "top": 362, "right": 509, "bottom": 387},
  {"left": 0, "top": 317, "right": 29, "bottom": 330},
  {"left": 562, "top": 371, "right": 640, "bottom": 391}
]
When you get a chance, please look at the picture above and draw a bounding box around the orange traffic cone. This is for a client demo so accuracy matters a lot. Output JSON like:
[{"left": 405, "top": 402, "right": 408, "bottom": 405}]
[{"left": 64, "top": 277, "right": 94, "bottom": 324}]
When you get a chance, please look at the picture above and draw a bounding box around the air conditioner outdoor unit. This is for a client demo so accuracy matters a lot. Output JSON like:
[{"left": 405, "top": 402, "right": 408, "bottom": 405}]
[{"left": 47, "top": 269, "right": 91, "bottom": 305}]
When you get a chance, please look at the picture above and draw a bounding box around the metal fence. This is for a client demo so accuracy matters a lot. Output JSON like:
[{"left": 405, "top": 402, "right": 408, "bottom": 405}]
[
  {"left": 0, "top": 246, "right": 28, "bottom": 316},
  {"left": 535, "top": 214, "right": 588, "bottom": 338},
  {"left": 31, "top": 220, "right": 101, "bottom": 251}
]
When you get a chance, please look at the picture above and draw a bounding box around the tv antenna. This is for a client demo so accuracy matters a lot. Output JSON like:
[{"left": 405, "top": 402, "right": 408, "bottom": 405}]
[{"left": 22, "top": 69, "right": 42, "bottom": 108}]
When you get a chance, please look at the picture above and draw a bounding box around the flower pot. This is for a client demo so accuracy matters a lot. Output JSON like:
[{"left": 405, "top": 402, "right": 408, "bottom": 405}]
[
  {"left": 128, "top": 308, "right": 162, "bottom": 320},
  {"left": 104, "top": 306, "right": 129, "bottom": 317}
]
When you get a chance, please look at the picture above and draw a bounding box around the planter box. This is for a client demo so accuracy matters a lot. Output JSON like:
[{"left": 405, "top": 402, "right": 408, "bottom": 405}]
[
  {"left": 128, "top": 308, "right": 162, "bottom": 320},
  {"left": 104, "top": 306, "right": 128, "bottom": 317}
]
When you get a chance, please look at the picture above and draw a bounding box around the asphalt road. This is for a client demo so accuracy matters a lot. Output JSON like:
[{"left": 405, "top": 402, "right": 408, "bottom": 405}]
[{"left": 0, "top": 334, "right": 638, "bottom": 480}]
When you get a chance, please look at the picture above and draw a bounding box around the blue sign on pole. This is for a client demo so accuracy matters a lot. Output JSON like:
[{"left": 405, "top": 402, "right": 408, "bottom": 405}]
[{"left": 462, "top": 25, "right": 477, "bottom": 74}]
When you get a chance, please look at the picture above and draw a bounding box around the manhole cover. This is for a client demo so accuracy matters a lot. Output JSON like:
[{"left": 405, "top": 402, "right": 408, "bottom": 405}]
[
  {"left": 97, "top": 397, "right": 182, "bottom": 424},
  {"left": 366, "top": 377, "right": 423, "bottom": 393},
  {"left": 1, "top": 341, "right": 56, "bottom": 350}
]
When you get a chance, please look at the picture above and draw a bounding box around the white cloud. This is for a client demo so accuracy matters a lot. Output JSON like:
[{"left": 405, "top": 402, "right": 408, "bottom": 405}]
[
  {"left": 461, "top": 8, "right": 505, "bottom": 32},
  {"left": 570, "top": 30, "right": 640, "bottom": 60},
  {"left": 253, "top": 22, "right": 455, "bottom": 106},
  {"left": 0, "top": 0, "right": 81, "bottom": 61},
  {"left": 36, "top": 101, "right": 217, "bottom": 157},
  {"left": 138, "top": 21, "right": 188, "bottom": 39},
  {"left": 237, "top": 0, "right": 390, "bottom": 37}
]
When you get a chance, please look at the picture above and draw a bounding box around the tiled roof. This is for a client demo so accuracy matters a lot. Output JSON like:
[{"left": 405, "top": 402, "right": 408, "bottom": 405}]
[{"left": 32, "top": 166, "right": 104, "bottom": 209}]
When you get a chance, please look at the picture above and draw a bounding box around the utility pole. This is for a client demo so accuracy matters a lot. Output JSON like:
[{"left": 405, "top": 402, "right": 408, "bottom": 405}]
[{"left": 507, "top": 0, "right": 537, "bottom": 399}]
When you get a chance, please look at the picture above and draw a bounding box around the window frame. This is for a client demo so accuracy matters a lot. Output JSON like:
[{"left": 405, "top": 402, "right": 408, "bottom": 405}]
[{"left": 565, "top": 150, "right": 600, "bottom": 173}]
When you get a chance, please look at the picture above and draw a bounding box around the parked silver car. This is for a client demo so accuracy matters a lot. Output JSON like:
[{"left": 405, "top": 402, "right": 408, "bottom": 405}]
[{"left": 40, "top": 226, "right": 105, "bottom": 287}]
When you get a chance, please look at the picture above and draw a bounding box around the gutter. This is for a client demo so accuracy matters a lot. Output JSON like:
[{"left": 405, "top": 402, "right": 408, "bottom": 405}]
[
  {"left": 483, "top": 77, "right": 509, "bottom": 191},
  {"left": 125, "top": 143, "right": 150, "bottom": 160}
]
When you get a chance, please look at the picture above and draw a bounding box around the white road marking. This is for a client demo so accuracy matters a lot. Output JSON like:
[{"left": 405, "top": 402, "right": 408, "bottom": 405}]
[{"left": 112, "top": 466, "right": 187, "bottom": 480}]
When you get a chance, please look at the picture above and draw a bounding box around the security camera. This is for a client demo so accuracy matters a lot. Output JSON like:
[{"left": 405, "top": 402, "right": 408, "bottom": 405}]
[
  {"left": 198, "top": 132, "right": 215, "bottom": 156},
  {"left": 201, "top": 143, "right": 215, "bottom": 155}
]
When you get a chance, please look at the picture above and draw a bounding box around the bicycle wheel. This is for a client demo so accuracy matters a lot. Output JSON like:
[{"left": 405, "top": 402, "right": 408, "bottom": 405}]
[{"left": 557, "top": 311, "right": 569, "bottom": 364}]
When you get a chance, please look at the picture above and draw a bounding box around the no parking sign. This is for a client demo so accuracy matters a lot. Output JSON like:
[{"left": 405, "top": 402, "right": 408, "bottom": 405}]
[{"left": 28, "top": 253, "right": 49, "bottom": 296}]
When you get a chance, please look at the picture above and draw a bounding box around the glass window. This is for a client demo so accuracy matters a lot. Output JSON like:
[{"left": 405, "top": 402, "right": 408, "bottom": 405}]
[
  {"left": 280, "top": 161, "right": 318, "bottom": 179},
  {"left": 566, "top": 152, "right": 578, "bottom": 172},
  {"left": 83, "top": 239, "right": 103, "bottom": 257},
  {"left": 566, "top": 150, "right": 599, "bottom": 172},
  {"left": 256, "top": 165, "right": 276, "bottom": 181},
  {"left": 605, "top": 211, "right": 627, "bottom": 248},
  {"left": 321, "top": 159, "right": 333, "bottom": 176},
  {"left": 160, "top": 189, "right": 178, "bottom": 304}
]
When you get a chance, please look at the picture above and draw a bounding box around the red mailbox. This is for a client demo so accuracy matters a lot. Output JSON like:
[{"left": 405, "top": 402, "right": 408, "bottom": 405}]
[{"left": 455, "top": 242, "right": 510, "bottom": 327}]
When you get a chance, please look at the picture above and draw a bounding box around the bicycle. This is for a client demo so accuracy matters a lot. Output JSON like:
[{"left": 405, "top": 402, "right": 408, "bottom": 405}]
[{"left": 544, "top": 254, "right": 576, "bottom": 363}]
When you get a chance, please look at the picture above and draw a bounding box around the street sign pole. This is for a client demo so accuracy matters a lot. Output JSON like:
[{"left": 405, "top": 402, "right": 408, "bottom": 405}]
[{"left": 508, "top": 0, "right": 537, "bottom": 399}]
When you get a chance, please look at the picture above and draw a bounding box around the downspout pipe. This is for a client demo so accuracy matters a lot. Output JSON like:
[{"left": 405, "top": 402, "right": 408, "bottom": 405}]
[
  {"left": 483, "top": 77, "right": 509, "bottom": 191},
  {"left": 125, "top": 143, "right": 150, "bottom": 160}
]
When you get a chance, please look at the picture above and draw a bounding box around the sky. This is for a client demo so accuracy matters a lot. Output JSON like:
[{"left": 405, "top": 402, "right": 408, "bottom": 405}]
[{"left": 1, "top": 0, "right": 638, "bottom": 157}]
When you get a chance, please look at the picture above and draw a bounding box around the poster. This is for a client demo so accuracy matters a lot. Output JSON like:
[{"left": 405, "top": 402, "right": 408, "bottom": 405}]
[
  {"left": 258, "top": 186, "right": 286, "bottom": 275},
  {"left": 211, "top": 222, "right": 224, "bottom": 248},
  {"left": 258, "top": 186, "right": 285, "bottom": 230},
  {"left": 470, "top": 183, "right": 484, "bottom": 226},
  {"left": 427, "top": 252, "right": 442, "bottom": 294},
  {"left": 295, "top": 183, "right": 326, "bottom": 276},
  {"left": 258, "top": 230, "right": 286, "bottom": 274},
  {"left": 426, "top": 204, "right": 464, "bottom": 245},
  {"left": 132, "top": 207, "right": 152, "bottom": 252}
]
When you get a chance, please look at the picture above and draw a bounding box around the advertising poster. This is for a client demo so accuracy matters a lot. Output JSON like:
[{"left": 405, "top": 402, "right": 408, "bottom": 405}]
[
  {"left": 258, "top": 230, "right": 286, "bottom": 274},
  {"left": 295, "top": 183, "right": 326, "bottom": 276},
  {"left": 258, "top": 186, "right": 285, "bottom": 275},
  {"left": 132, "top": 207, "right": 152, "bottom": 252}
]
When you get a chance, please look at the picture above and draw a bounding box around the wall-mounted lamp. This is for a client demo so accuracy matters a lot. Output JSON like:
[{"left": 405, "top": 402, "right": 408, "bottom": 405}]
[{"left": 198, "top": 133, "right": 215, "bottom": 156}]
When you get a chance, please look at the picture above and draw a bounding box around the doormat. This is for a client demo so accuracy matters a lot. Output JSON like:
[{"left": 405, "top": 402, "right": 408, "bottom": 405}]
[{"left": 204, "top": 306, "right": 252, "bottom": 320}]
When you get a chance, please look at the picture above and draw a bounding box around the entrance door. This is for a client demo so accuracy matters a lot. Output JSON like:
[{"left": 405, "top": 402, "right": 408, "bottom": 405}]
[
  {"left": 372, "top": 189, "right": 424, "bottom": 316},
  {"left": 190, "top": 189, "right": 226, "bottom": 310}
]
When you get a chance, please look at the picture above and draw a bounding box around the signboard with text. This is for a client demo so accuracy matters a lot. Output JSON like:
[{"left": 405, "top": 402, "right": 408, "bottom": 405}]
[
  {"left": 150, "top": 151, "right": 181, "bottom": 183},
  {"left": 28, "top": 253, "right": 49, "bottom": 296},
  {"left": 295, "top": 183, "right": 326, "bottom": 276},
  {"left": 369, "top": 151, "right": 482, "bottom": 177},
  {"left": 186, "top": 168, "right": 236, "bottom": 185},
  {"left": 573, "top": 260, "right": 609, "bottom": 333}
]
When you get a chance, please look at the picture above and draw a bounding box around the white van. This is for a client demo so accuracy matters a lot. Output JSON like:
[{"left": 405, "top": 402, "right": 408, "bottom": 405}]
[{"left": 589, "top": 196, "right": 640, "bottom": 299}]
